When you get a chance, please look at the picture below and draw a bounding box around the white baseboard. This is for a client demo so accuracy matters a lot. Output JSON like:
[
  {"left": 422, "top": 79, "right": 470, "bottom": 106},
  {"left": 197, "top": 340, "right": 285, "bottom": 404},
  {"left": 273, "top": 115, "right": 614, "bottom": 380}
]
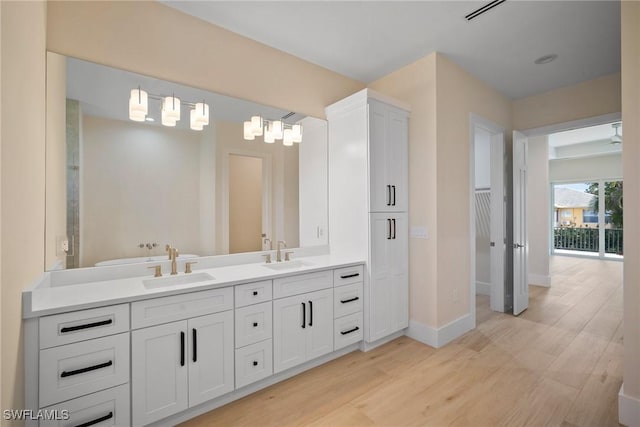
[
  {"left": 529, "top": 273, "right": 551, "bottom": 287},
  {"left": 406, "top": 313, "right": 474, "bottom": 348},
  {"left": 476, "top": 281, "right": 491, "bottom": 296},
  {"left": 619, "top": 384, "right": 640, "bottom": 427},
  {"left": 361, "top": 330, "right": 406, "bottom": 352}
]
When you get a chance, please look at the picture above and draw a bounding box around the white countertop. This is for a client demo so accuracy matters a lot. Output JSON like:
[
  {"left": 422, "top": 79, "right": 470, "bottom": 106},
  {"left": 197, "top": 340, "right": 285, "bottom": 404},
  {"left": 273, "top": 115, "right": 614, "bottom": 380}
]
[{"left": 23, "top": 254, "right": 365, "bottom": 318}]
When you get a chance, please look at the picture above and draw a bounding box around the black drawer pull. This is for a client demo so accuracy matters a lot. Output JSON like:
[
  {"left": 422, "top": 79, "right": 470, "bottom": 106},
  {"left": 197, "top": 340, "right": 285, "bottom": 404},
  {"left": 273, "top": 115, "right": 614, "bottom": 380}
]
[
  {"left": 60, "top": 319, "right": 113, "bottom": 333},
  {"left": 252, "top": 291, "right": 258, "bottom": 296},
  {"left": 340, "top": 273, "right": 360, "bottom": 279},
  {"left": 253, "top": 322, "right": 258, "bottom": 327},
  {"left": 340, "top": 296, "right": 360, "bottom": 304},
  {"left": 73, "top": 411, "right": 113, "bottom": 427},
  {"left": 252, "top": 360, "right": 258, "bottom": 366},
  {"left": 60, "top": 360, "right": 113, "bottom": 378},
  {"left": 340, "top": 326, "right": 360, "bottom": 335}
]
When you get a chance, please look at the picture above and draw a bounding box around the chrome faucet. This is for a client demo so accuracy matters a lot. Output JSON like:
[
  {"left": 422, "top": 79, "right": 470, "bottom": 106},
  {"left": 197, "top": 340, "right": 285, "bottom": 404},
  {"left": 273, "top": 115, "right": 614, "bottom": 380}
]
[{"left": 276, "top": 240, "right": 287, "bottom": 262}]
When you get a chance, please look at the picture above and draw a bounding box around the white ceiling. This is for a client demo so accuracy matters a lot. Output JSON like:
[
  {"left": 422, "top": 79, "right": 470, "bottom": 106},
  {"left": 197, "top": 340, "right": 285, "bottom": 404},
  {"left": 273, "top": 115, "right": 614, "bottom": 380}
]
[
  {"left": 161, "top": 1, "right": 620, "bottom": 100},
  {"left": 548, "top": 122, "right": 621, "bottom": 147}
]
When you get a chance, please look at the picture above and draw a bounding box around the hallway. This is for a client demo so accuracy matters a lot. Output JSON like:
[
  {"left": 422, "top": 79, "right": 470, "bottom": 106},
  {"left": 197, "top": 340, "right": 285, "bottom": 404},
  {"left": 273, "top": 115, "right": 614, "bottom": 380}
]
[{"left": 183, "top": 256, "right": 623, "bottom": 426}]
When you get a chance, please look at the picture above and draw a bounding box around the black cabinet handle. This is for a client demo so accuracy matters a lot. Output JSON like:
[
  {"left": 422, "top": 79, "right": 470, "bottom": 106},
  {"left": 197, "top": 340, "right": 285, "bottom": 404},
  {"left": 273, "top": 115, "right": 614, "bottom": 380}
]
[
  {"left": 386, "top": 185, "right": 391, "bottom": 206},
  {"left": 308, "top": 300, "right": 313, "bottom": 327},
  {"left": 393, "top": 218, "right": 396, "bottom": 239},
  {"left": 392, "top": 185, "right": 396, "bottom": 206},
  {"left": 252, "top": 291, "right": 258, "bottom": 296},
  {"left": 253, "top": 360, "right": 258, "bottom": 366},
  {"left": 60, "top": 360, "right": 112, "bottom": 378},
  {"left": 192, "top": 328, "right": 197, "bottom": 363},
  {"left": 60, "top": 319, "right": 112, "bottom": 333},
  {"left": 340, "top": 296, "right": 360, "bottom": 304},
  {"left": 387, "top": 219, "right": 391, "bottom": 239},
  {"left": 180, "top": 331, "right": 185, "bottom": 367},
  {"left": 340, "top": 273, "right": 360, "bottom": 279},
  {"left": 73, "top": 411, "right": 113, "bottom": 427},
  {"left": 253, "top": 322, "right": 258, "bottom": 327},
  {"left": 301, "top": 303, "right": 306, "bottom": 329},
  {"left": 340, "top": 326, "right": 360, "bottom": 335}
]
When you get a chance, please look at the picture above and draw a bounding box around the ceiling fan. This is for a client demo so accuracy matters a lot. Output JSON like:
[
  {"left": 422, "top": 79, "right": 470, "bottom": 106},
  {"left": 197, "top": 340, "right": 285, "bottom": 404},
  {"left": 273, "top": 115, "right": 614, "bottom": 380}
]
[{"left": 611, "top": 123, "right": 622, "bottom": 144}]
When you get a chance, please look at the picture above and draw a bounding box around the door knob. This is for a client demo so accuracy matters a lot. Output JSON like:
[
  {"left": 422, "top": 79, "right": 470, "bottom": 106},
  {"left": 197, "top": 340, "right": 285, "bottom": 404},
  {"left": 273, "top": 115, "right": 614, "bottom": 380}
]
[{"left": 513, "top": 243, "right": 525, "bottom": 248}]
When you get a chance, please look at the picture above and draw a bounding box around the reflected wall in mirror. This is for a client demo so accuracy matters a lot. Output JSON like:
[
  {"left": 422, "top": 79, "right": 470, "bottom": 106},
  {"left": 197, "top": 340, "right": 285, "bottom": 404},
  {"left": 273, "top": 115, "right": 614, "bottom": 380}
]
[{"left": 45, "top": 52, "right": 328, "bottom": 270}]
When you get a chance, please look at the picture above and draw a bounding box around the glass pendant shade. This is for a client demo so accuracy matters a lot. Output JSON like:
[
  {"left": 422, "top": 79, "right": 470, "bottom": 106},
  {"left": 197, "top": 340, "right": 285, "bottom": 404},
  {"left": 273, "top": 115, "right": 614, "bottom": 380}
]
[
  {"left": 272, "top": 120, "right": 284, "bottom": 139},
  {"left": 129, "top": 88, "right": 148, "bottom": 121},
  {"left": 161, "top": 109, "right": 177, "bottom": 127},
  {"left": 243, "top": 121, "right": 255, "bottom": 140},
  {"left": 163, "top": 96, "right": 181, "bottom": 121},
  {"left": 283, "top": 128, "right": 294, "bottom": 146},
  {"left": 193, "top": 102, "right": 209, "bottom": 126},
  {"left": 292, "top": 124, "right": 303, "bottom": 143},
  {"left": 264, "top": 125, "right": 275, "bottom": 143},
  {"left": 190, "top": 109, "right": 204, "bottom": 131},
  {"left": 250, "top": 116, "right": 263, "bottom": 136}
]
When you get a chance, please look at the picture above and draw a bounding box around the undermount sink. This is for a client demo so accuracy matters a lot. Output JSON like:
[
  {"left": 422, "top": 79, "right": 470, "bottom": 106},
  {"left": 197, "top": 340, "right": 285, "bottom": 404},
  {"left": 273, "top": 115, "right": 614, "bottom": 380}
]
[
  {"left": 143, "top": 272, "right": 215, "bottom": 289},
  {"left": 262, "top": 260, "right": 315, "bottom": 271}
]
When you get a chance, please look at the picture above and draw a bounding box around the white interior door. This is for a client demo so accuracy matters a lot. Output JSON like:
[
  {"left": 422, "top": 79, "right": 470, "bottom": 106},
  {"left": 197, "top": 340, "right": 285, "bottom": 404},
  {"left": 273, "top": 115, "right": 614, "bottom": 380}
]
[
  {"left": 513, "top": 131, "right": 529, "bottom": 315},
  {"left": 490, "top": 133, "right": 505, "bottom": 312}
]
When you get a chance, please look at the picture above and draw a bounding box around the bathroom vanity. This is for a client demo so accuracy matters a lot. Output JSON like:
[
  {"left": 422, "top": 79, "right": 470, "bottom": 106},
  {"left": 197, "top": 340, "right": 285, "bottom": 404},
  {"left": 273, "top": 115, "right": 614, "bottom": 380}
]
[{"left": 23, "top": 253, "right": 364, "bottom": 426}]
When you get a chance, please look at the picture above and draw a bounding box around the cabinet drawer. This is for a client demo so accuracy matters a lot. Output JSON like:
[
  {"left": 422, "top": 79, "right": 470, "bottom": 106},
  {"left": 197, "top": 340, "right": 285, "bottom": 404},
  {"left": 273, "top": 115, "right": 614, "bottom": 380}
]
[
  {"left": 334, "top": 282, "right": 363, "bottom": 318},
  {"left": 235, "top": 339, "right": 273, "bottom": 389},
  {"left": 39, "top": 304, "right": 129, "bottom": 349},
  {"left": 273, "top": 270, "right": 333, "bottom": 299},
  {"left": 131, "top": 287, "right": 233, "bottom": 329},
  {"left": 333, "top": 265, "right": 364, "bottom": 287},
  {"left": 334, "top": 312, "right": 363, "bottom": 350},
  {"left": 40, "top": 383, "right": 130, "bottom": 427},
  {"left": 39, "top": 333, "right": 129, "bottom": 407},
  {"left": 235, "top": 302, "right": 272, "bottom": 348},
  {"left": 235, "top": 280, "right": 272, "bottom": 308}
]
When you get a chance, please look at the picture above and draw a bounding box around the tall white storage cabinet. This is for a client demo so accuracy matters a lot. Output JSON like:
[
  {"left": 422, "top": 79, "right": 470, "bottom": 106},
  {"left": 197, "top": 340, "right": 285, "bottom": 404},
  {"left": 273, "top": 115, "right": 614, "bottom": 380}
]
[{"left": 327, "top": 89, "right": 409, "bottom": 344}]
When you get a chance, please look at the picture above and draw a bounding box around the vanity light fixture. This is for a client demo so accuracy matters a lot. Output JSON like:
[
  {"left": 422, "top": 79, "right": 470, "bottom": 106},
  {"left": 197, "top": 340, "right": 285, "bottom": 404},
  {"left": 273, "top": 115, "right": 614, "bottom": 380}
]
[
  {"left": 242, "top": 115, "right": 303, "bottom": 146},
  {"left": 128, "top": 87, "right": 210, "bottom": 131}
]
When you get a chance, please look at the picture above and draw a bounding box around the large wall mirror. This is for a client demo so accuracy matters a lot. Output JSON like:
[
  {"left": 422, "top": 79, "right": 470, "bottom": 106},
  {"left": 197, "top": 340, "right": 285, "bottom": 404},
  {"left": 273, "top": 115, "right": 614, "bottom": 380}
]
[{"left": 45, "top": 52, "right": 328, "bottom": 270}]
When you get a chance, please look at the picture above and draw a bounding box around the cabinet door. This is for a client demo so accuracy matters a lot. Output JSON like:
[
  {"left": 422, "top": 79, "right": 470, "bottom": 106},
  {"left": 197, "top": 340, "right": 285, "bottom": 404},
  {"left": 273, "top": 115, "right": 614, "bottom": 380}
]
[
  {"left": 305, "top": 288, "right": 334, "bottom": 360},
  {"left": 390, "top": 213, "right": 409, "bottom": 330},
  {"left": 188, "top": 311, "right": 234, "bottom": 407},
  {"left": 132, "top": 321, "right": 188, "bottom": 426},
  {"left": 368, "top": 213, "right": 394, "bottom": 342},
  {"left": 386, "top": 107, "right": 408, "bottom": 211},
  {"left": 273, "top": 294, "right": 308, "bottom": 373},
  {"left": 368, "top": 100, "right": 390, "bottom": 212}
]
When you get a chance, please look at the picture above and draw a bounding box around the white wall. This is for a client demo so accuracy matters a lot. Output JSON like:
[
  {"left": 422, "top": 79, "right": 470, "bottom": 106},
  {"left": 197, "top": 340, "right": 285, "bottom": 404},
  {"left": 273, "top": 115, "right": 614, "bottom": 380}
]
[
  {"left": 81, "top": 115, "right": 212, "bottom": 266},
  {"left": 549, "top": 153, "right": 622, "bottom": 183},
  {"left": 527, "top": 136, "right": 550, "bottom": 286}
]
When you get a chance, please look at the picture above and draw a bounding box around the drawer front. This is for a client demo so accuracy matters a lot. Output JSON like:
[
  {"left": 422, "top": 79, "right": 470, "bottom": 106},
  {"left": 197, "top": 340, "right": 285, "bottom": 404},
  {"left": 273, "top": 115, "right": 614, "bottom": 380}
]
[
  {"left": 235, "top": 302, "right": 272, "bottom": 348},
  {"left": 273, "top": 270, "right": 333, "bottom": 299},
  {"left": 334, "top": 312, "right": 363, "bottom": 350},
  {"left": 235, "top": 280, "right": 273, "bottom": 308},
  {"left": 39, "top": 333, "right": 130, "bottom": 407},
  {"left": 40, "top": 383, "right": 130, "bottom": 427},
  {"left": 333, "top": 265, "right": 364, "bottom": 287},
  {"left": 334, "top": 282, "right": 363, "bottom": 319},
  {"left": 235, "top": 339, "right": 273, "bottom": 389},
  {"left": 39, "top": 304, "right": 129, "bottom": 349},
  {"left": 131, "top": 287, "right": 233, "bottom": 329}
]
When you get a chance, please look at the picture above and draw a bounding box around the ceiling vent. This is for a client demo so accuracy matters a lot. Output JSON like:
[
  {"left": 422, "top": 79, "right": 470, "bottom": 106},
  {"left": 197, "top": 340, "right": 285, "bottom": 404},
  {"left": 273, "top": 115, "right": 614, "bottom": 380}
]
[{"left": 465, "top": 0, "right": 507, "bottom": 21}]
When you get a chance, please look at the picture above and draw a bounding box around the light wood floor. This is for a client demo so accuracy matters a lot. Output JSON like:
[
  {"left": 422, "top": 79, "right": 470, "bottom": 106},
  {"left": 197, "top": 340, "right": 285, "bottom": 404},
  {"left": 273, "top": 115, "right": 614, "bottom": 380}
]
[{"left": 181, "top": 256, "right": 623, "bottom": 427}]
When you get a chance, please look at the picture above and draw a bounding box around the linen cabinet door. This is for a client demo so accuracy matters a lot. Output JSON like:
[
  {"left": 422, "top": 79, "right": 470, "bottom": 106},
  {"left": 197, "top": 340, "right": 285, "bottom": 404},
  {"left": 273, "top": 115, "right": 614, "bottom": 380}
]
[
  {"left": 188, "top": 311, "right": 234, "bottom": 407},
  {"left": 273, "top": 294, "right": 307, "bottom": 373},
  {"left": 132, "top": 321, "right": 188, "bottom": 426},
  {"left": 390, "top": 213, "right": 409, "bottom": 331},
  {"left": 368, "top": 100, "right": 392, "bottom": 212},
  {"left": 386, "top": 107, "right": 408, "bottom": 212},
  {"left": 367, "top": 213, "right": 394, "bottom": 342},
  {"left": 305, "top": 288, "right": 334, "bottom": 360}
]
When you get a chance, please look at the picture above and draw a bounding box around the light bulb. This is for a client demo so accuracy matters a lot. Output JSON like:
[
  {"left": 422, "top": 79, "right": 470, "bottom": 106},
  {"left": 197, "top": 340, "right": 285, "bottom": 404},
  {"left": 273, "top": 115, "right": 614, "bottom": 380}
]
[
  {"left": 129, "top": 88, "right": 148, "bottom": 121},
  {"left": 292, "top": 124, "right": 303, "bottom": 143},
  {"left": 243, "top": 121, "right": 255, "bottom": 140},
  {"left": 283, "top": 128, "right": 294, "bottom": 146},
  {"left": 272, "top": 120, "right": 283, "bottom": 139},
  {"left": 163, "top": 96, "right": 181, "bottom": 121}
]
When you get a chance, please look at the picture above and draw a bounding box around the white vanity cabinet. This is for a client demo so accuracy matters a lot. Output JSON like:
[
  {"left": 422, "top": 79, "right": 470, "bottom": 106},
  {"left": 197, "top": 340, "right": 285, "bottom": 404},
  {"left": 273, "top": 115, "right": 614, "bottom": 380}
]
[
  {"left": 131, "top": 290, "right": 234, "bottom": 426},
  {"left": 327, "top": 89, "right": 410, "bottom": 345}
]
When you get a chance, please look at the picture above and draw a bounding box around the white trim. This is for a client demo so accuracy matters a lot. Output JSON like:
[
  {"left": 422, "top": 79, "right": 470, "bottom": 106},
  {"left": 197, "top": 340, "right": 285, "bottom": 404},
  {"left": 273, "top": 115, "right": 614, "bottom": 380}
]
[
  {"left": 522, "top": 112, "right": 622, "bottom": 137},
  {"left": 406, "top": 314, "right": 474, "bottom": 348},
  {"left": 619, "top": 384, "right": 640, "bottom": 427},
  {"left": 360, "top": 330, "right": 406, "bottom": 352},
  {"left": 325, "top": 88, "right": 411, "bottom": 118},
  {"left": 528, "top": 273, "right": 550, "bottom": 287},
  {"left": 476, "top": 281, "right": 491, "bottom": 295}
]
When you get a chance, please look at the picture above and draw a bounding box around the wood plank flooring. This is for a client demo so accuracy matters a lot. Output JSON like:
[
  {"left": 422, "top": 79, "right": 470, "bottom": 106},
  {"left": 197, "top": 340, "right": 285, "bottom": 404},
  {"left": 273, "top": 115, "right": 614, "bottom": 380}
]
[{"left": 181, "top": 256, "right": 623, "bottom": 427}]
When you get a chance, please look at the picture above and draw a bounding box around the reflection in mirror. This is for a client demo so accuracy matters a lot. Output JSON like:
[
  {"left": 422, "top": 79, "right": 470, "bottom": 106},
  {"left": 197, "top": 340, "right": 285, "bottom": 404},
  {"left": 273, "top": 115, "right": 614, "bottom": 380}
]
[{"left": 45, "top": 53, "right": 328, "bottom": 270}]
